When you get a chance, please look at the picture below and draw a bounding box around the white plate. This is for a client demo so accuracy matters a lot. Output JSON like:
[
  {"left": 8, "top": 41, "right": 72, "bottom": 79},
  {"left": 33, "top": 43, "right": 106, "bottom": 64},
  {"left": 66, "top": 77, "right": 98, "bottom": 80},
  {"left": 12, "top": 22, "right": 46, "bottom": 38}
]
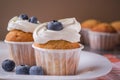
[{"left": 0, "top": 45, "right": 112, "bottom": 80}]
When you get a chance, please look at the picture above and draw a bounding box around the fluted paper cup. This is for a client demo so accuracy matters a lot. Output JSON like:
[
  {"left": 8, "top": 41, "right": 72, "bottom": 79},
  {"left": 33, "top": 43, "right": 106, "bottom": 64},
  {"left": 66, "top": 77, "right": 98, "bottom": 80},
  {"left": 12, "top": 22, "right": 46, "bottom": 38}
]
[
  {"left": 80, "top": 28, "right": 90, "bottom": 45},
  {"left": 5, "top": 40, "right": 36, "bottom": 66},
  {"left": 89, "top": 31, "right": 119, "bottom": 50},
  {"left": 118, "top": 32, "right": 120, "bottom": 45},
  {"left": 32, "top": 44, "right": 84, "bottom": 75}
]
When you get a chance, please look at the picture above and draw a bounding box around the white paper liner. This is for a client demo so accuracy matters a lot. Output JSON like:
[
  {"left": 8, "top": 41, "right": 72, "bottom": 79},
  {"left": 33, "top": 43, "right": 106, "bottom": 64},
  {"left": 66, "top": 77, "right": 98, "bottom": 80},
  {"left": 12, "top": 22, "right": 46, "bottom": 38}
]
[
  {"left": 4, "top": 40, "right": 36, "bottom": 66},
  {"left": 89, "top": 31, "right": 119, "bottom": 50},
  {"left": 118, "top": 32, "right": 120, "bottom": 45},
  {"left": 80, "top": 28, "right": 90, "bottom": 45},
  {"left": 32, "top": 44, "right": 84, "bottom": 75}
]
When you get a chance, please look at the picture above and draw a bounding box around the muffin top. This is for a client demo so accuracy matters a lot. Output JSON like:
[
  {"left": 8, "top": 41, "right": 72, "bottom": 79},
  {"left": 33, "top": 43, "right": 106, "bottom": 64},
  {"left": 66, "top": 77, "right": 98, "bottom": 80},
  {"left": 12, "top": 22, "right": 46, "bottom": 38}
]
[
  {"left": 91, "top": 23, "right": 116, "bottom": 33},
  {"left": 81, "top": 19, "right": 100, "bottom": 29},
  {"left": 7, "top": 14, "right": 40, "bottom": 33},
  {"left": 34, "top": 40, "right": 80, "bottom": 49},
  {"left": 33, "top": 18, "right": 81, "bottom": 44},
  {"left": 111, "top": 21, "right": 120, "bottom": 32},
  {"left": 5, "top": 30, "right": 33, "bottom": 42}
]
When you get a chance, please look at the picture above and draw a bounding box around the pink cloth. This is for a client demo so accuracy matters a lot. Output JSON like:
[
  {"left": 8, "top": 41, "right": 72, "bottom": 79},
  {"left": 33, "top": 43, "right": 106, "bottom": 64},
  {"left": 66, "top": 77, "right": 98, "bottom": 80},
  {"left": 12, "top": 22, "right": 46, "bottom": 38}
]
[{"left": 97, "top": 62, "right": 120, "bottom": 80}]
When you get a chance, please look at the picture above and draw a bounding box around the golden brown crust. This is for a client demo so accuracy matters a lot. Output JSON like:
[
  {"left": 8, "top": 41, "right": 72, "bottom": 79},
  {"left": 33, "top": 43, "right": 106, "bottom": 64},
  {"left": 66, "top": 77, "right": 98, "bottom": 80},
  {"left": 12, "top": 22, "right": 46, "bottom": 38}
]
[
  {"left": 111, "top": 21, "right": 120, "bottom": 32},
  {"left": 5, "top": 30, "right": 33, "bottom": 42},
  {"left": 34, "top": 40, "right": 80, "bottom": 49},
  {"left": 81, "top": 19, "right": 100, "bottom": 29},
  {"left": 91, "top": 23, "right": 116, "bottom": 33}
]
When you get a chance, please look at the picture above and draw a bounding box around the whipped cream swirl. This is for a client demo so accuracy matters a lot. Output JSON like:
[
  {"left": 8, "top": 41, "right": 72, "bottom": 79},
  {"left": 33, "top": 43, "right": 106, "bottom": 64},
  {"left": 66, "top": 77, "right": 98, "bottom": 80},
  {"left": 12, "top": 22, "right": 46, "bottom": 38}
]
[
  {"left": 7, "top": 16, "right": 40, "bottom": 33},
  {"left": 33, "top": 18, "right": 81, "bottom": 44}
]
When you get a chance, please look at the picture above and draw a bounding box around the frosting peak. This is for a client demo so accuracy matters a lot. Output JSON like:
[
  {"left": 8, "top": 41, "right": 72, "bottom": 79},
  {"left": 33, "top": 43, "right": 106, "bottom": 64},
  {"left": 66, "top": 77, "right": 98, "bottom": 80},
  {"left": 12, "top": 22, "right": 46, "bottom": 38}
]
[
  {"left": 33, "top": 18, "right": 81, "bottom": 44},
  {"left": 7, "top": 16, "right": 40, "bottom": 33}
]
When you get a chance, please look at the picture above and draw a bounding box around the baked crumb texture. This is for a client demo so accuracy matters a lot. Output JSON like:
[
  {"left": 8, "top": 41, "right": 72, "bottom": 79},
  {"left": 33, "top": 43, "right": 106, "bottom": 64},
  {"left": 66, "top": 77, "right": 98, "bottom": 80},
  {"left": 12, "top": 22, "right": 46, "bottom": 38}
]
[
  {"left": 34, "top": 40, "right": 80, "bottom": 49},
  {"left": 81, "top": 19, "right": 100, "bottom": 29},
  {"left": 92, "top": 23, "right": 116, "bottom": 33},
  {"left": 111, "top": 21, "right": 120, "bottom": 32},
  {"left": 5, "top": 30, "right": 33, "bottom": 42}
]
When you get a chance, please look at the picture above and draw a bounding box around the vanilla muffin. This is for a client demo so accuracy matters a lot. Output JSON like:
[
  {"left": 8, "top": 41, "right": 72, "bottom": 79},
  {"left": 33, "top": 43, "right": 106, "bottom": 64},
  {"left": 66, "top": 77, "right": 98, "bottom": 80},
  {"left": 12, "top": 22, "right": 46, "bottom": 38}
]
[
  {"left": 5, "top": 14, "right": 40, "bottom": 66},
  {"left": 80, "top": 19, "right": 100, "bottom": 45},
  {"left": 32, "top": 18, "right": 84, "bottom": 75},
  {"left": 89, "top": 23, "right": 119, "bottom": 50}
]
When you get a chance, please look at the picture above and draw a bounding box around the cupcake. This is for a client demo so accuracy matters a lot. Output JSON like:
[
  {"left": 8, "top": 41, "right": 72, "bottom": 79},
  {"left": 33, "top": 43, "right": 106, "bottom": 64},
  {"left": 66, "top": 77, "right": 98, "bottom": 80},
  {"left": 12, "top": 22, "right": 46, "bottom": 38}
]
[
  {"left": 32, "top": 18, "right": 84, "bottom": 75},
  {"left": 89, "top": 23, "right": 119, "bottom": 50},
  {"left": 111, "top": 21, "right": 120, "bottom": 45},
  {"left": 5, "top": 14, "right": 40, "bottom": 66},
  {"left": 80, "top": 19, "right": 100, "bottom": 45}
]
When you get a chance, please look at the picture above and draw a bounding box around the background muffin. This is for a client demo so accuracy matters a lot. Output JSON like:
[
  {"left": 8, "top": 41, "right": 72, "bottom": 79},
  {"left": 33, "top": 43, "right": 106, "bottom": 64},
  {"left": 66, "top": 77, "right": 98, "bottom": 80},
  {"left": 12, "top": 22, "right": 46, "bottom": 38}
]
[
  {"left": 80, "top": 19, "right": 100, "bottom": 45},
  {"left": 89, "top": 23, "right": 119, "bottom": 50}
]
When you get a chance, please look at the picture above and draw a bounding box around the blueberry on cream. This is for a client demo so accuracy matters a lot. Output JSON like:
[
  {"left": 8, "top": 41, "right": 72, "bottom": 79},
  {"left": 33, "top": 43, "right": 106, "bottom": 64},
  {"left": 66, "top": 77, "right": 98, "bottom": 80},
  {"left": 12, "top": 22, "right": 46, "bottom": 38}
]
[
  {"left": 19, "top": 14, "right": 28, "bottom": 20},
  {"left": 7, "top": 14, "right": 40, "bottom": 33},
  {"left": 47, "top": 20, "right": 63, "bottom": 31},
  {"left": 29, "top": 16, "right": 38, "bottom": 24}
]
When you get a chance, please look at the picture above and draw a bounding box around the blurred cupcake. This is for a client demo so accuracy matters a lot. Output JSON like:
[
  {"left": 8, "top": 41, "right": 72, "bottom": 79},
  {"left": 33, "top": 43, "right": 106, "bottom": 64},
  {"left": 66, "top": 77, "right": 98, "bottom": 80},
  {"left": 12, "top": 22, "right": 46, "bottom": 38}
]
[
  {"left": 32, "top": 18, "right": 84, "bottom": 75},
  {"left": 81, "top": 19, "right": 100, "bottom": 45},
  {"left": 111, "top": 21, "right": 120, "bottom": 45},
  {"left": 5, "top": 14, "right": 40, "bottom": 66},
  {"left": 111, "top": 21, "right": 120, "bottom": 33},
  {"left": 89, "top": 23, "right": 119, "bottom": 50}
]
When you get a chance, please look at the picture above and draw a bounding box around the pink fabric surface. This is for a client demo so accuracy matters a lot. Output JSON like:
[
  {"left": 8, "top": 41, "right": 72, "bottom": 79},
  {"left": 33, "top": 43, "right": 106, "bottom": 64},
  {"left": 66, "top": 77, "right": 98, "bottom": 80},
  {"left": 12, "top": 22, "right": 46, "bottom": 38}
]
[{"left": 97, "top": 62, "right": 120, "bottom": 80}]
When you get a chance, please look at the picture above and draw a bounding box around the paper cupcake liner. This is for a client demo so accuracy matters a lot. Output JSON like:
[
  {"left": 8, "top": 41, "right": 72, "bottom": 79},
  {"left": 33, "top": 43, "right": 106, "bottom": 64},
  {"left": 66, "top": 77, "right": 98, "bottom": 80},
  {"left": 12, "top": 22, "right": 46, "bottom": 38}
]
[
  {"left": 32, "top": 44, "right": 84, "bottom": 75},
  {"left": 89, "top": 31, "right": 119, "bottom": 50},
  {"left": 80, "top": 28, "right": 90, "bottom": 45},
  {"left": 5, "top": 40, "right": 36, "bottom": 66},
  {"left": 118, "top": 32, "right": 120, "bottom": 45}
]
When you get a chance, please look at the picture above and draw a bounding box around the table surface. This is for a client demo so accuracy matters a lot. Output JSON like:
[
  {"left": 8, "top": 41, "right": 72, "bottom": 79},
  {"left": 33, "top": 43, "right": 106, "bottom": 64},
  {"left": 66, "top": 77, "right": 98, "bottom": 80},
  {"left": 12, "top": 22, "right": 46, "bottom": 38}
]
[{"left": 83, "top": 43, "right": 120, "bottom": 59}]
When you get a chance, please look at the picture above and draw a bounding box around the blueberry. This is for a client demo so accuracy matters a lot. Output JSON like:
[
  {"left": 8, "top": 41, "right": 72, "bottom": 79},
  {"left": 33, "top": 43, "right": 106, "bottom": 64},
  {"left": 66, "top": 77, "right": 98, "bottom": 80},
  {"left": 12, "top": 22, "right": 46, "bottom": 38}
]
[
  {"left": 16, "top": 65, "right": 30, "bottom": 75},
  {"left": 47, "top": 20, "right": 63, "bottom": 31},
  {"left": 29, "top": 66, "right": 44, "bottom": 75},
  {"left": 29, "top": 16, "right": 38, "bottom": 24},
  {"left": 2, "top": 59, "right": 15, "bottom": 72},
  {"left": 19, "top": 14, "right": 28, "bottom": 20}
]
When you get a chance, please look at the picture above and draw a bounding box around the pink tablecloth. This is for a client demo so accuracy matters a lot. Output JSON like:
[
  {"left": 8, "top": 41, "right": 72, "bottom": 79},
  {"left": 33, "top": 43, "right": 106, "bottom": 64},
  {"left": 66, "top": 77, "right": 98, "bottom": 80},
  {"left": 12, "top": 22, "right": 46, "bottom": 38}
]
[{"left": 96, "top": 62, "right": 120, "bottom": 80}]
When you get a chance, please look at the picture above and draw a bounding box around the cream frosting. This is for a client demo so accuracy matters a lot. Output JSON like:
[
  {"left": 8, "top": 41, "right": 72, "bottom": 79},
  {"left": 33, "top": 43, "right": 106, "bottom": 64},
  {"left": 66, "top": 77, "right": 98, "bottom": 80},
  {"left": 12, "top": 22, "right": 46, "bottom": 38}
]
[
  {"left": 33, "top": 18, "right": 81, "bottom": 44},
  {"left": 7, "top": 16, "right": 40, "bottom": 33}
]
